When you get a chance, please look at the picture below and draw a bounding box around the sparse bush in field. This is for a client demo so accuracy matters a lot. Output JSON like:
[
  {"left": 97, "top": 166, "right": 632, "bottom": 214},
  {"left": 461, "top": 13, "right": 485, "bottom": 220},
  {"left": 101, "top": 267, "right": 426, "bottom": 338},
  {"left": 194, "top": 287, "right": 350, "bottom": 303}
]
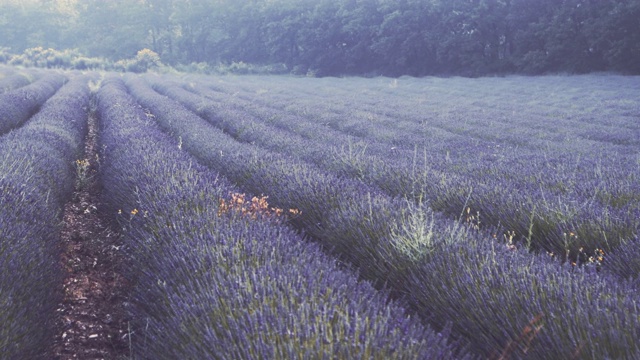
[
  {"left": 291, "top": 64, "right": 308, "bottom": 75},
  {"left": 70, "top": 56, "right": 106, "bottom": 70},
  {"left": 115, "top": 48, "right": 163, "bottom": 73},
  {"left": 226, "top": 61, "right": 251, "bottom": 74},
  {"left": 204, "top": 61, "right": 288, "bottom": 75},
  {"left": 5, "top": 47, "right": 110, "bottom": 70},
  {"left": 390, "top": 199, "right": 466, "bottom": 262},
  {"left": 174, "top": 61, "right": 213, "bottom": 74},
  {"left": 330, "top": 138, "right": 369, "bottom": 180},
  {"left": 8, "top": 47, "right": 71, "bottom": 68}
]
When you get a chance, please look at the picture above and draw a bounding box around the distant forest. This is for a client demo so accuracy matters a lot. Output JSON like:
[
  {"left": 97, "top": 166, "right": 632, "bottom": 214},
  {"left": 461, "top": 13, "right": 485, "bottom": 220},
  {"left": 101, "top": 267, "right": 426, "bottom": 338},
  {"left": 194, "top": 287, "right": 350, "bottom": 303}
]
[{"left": 1, "top": 0, "right": 639, "bottom": 76}]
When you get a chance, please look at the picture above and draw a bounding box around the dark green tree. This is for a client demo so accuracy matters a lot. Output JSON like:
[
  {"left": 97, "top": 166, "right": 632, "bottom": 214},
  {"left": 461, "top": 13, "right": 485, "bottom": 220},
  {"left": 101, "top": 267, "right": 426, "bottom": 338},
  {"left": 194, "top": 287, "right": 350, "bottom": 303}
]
[{"left": 74, "top": 0, "right": 151, "bottom": 60}]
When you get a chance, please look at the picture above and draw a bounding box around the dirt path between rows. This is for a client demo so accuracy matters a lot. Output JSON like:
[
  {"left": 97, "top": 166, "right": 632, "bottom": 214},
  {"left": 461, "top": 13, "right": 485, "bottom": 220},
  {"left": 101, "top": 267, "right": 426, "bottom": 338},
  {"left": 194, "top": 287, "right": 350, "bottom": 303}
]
[{"left": 51, "top": 103, "right": 129, "bottom": 359}]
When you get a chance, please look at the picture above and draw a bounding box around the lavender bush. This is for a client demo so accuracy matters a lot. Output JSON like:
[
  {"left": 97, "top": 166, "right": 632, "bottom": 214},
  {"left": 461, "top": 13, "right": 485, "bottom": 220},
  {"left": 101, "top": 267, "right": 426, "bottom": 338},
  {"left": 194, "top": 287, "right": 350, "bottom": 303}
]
[
  {"left": 124, "top": 73, "right": 640, "bottom": 358},
  {"left": 0, "top": 75, "right": 89, "bottom": 358},
  {"left": 97, "top": 76, "right": 468, "bottom": 359},
  {"left": 124, "top": 75, "right": 433, "bottom": 283},
  {"left": 2, "top": 67, "right": 634, "bottom": 358},
  {"left": 169, "top": 74, "right": 639, "bottom": 261},
  {"left": 403, "top": 235, "right": 640, "bottom": 358},
  {"left": 603, "top": 236, "right": 640, "bottom": 281},
  {"left": 0, "top": 72, "right": 66, "bottom": 135},
  {"left": 0, "top": 73, "right": 31, "bottom": 93}
]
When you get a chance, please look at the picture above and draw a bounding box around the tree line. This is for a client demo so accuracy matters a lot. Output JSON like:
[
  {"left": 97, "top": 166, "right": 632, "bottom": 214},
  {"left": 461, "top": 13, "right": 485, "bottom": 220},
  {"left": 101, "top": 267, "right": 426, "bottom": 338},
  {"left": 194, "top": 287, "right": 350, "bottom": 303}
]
[{"left": 1, "top": 0, "right": 639, "bottom": 76}]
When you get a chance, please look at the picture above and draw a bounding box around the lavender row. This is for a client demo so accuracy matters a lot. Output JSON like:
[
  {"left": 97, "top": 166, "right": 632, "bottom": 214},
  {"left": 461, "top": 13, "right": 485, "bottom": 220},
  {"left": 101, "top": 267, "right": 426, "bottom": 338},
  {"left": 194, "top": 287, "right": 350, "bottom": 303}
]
[
  {"left": 219, "top": 74, "right": 640, "bottom": 216},
  {"left": 147, "top": 77, "right": 375, "bottom": 178},
  {"left": 227, "top": 75, "right": 639, "bottom": 181},
  {"left": 0, "top": 72, "right": 66, "bottom": 136},
  {"left": 228, "top": 78, "right": 640, "bottom": 277},
  {"left": 97, "top": 76, "right": 467, "bottom": 359},
  {"left": 157, "top": 76, "right": 455, "bottom": 208},
  {"left": 0, "top": 66, "right": 15, "bottom": 74},
  {"left": 401, "top": 233, "right": 640, "bottom": 359},
  {"left": 604, "top": 238, "right": 640, "bottom": 283},
  {"left": 151, "top": 75, "right": 637, "bottom": 265},
  {"left": 209, "top": 75, "right": 640, "bottom": 350},
  {"left": 0, "top": 75, "right": 90, "bottom": 358},
  {"left": 192, "top": 75, "right": 639, "bottom": 204},
  {"left": 0, "top": 72, "right": 32, "bottom": 93},
  {"left": 126, "top": 74, "right": 422, "bottom": 284},
  {"left": 0, "top": 66, "right": 16, "bottom": 80},
  {"left": 126, "top": 75, "right": 640, "bottom": 358},
  {"left": 216, "top": 74, "right": 640, "bottom": 152},
  {"left": 187, "top": 76, "right": 639, "bottom": 256}
]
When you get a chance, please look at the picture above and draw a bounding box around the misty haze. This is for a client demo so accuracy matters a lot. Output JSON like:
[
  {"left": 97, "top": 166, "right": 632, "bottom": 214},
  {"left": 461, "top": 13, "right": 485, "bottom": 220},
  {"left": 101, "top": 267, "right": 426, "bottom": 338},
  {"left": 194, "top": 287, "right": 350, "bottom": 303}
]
[{"left": 1, "top": 1, "right": 639, "bottom": 359}]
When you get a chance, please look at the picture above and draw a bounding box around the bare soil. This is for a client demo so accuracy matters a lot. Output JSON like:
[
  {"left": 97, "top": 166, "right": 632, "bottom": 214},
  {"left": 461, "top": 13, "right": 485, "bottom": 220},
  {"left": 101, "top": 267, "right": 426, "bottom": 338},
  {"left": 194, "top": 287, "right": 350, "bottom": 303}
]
[{"left": 51, "top": 107, "right": 129, "bottom": 359}]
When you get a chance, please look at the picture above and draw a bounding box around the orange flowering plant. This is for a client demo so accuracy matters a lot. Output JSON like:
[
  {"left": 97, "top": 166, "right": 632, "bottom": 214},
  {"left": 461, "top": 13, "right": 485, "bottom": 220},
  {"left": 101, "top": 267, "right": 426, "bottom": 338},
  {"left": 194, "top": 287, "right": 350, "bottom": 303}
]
[{"left": 218, "top": 192, "right": 300, "bottom": 223}]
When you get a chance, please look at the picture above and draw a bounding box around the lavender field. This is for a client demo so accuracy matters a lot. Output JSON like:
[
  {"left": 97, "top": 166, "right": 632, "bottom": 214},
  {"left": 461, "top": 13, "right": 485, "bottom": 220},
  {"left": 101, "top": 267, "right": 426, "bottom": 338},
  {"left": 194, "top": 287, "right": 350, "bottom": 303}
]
[{"left": 1, "top": 65, "right": 639, "bottom": 359}]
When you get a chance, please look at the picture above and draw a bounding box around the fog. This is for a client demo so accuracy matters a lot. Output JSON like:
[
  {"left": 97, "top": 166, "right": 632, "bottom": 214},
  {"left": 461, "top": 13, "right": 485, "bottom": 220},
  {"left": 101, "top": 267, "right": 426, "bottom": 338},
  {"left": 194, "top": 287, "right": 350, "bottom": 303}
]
[{"left": 1, "top": 0, "right": 639, "bottom": 76}]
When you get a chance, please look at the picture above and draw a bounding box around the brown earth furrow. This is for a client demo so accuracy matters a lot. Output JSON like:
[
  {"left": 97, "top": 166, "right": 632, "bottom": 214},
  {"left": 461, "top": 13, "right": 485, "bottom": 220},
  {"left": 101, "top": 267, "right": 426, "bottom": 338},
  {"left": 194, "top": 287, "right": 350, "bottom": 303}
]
[{"left": 52, "top": 100, "right": 129, "bottom": 359}]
